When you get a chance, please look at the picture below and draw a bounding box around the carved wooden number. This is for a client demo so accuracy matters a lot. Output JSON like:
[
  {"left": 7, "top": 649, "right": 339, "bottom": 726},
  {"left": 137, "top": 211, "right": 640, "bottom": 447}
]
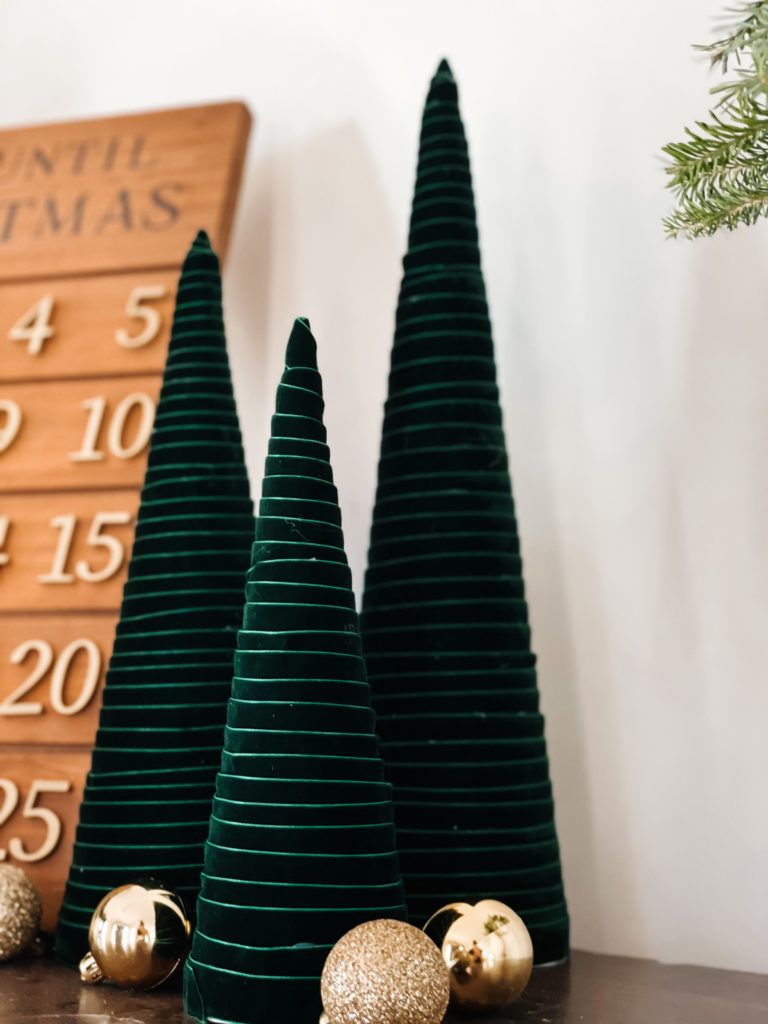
[
  {"left": 6, "top": 285, "right": 167, "bottom": 356},
  {"left": 69, "top": 393, "right": 155, "bottom": 462},
  {"left": 0, "top": 778, "right": 72, "bottom": 863},
  {"left": 0, "top": 400, "right": 22, "bottom": 452},
  {"left": 8, "top": 296, "right": 55, "bottom": 356},
  {"left": 38, "top": 512, "right": 132, "bottom": 585},
  {"left": 0, "top": 517, "right": 9, "bottom": 568},
  {"left": 116, "top": 285, "right": 167, "bottom": 347},
  {"left": 0, "top": 638, "right": 101, "bottom": 717}
]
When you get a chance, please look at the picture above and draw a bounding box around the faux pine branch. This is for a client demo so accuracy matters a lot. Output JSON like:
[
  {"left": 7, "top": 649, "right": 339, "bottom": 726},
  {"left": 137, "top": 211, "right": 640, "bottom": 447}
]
[{"left": 664, "top": 2, "right": 768, "bottom": 238}]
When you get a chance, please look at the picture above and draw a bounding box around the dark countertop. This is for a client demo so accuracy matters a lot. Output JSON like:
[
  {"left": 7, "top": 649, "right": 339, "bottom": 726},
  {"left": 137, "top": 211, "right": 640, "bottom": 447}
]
[{"left": 0, "top": 949, "right": 766, "bottom": 1023}]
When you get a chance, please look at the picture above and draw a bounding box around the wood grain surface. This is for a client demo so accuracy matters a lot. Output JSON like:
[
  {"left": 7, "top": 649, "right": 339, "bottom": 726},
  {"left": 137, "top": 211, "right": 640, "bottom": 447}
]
[
  {"left": 0, "top": 272, "right": 176, "bottom": 381},
  {"left": 0, "top": 612, "right": 117, "bottom": 746},
  {"left": 0, "top": 376, "right": 162, "bottom": 491},
  {"left": 0, "top": 103, "right": 251, "bottom": 280},
  {"left": 0, "top": 749, "right": 90, "bottom": 932},
  {"left": 0, "top": 490, "right": 139, "bottom": 612},
  {"left": 0, "top": 101, "right": 251, "bottom": 928}
]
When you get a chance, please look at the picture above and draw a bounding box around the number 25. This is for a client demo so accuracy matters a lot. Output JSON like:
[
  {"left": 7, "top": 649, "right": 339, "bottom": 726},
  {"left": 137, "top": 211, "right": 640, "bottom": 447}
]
[{"left": 0, "top": 778, "right": 71, "bottom": 863}]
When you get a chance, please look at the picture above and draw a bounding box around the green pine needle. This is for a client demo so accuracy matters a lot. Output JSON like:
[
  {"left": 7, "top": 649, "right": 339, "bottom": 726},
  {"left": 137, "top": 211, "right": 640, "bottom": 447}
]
[{"left": 664, "top": 2, "right": 768, "bottom": 238}]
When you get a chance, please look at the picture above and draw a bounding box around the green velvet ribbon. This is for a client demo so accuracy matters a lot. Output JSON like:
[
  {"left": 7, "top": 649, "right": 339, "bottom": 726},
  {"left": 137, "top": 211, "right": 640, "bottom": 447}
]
[{"left": 184, "top": 318, "right": 406, "bottom": 1024}]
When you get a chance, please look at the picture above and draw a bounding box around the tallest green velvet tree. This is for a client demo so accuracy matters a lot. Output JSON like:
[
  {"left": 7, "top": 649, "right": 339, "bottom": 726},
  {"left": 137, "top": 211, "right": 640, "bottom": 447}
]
[{"left": 360, "top": 60, "right": 569, "bottom": 963}]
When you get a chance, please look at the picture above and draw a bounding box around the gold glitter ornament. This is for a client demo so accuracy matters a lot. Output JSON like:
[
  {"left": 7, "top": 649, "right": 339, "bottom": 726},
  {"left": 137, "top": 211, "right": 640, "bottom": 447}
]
[
  {"left": 321, "top": 918, "right": 450, "bottom": 1024},
  {"left": 424, "top": 899, "right": 533, "bottom": 1012},
  {"left": 79, "top": 879, "right": 191, "bottom": 989},
  {"left": 0, "top": 864, "right": 42, "bottom": 962}
]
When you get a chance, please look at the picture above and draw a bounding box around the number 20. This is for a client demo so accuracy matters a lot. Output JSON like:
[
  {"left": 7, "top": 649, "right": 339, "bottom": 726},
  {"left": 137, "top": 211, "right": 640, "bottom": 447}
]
[{"left": 0, "top": 638, "right": 101, "bottom": 717}]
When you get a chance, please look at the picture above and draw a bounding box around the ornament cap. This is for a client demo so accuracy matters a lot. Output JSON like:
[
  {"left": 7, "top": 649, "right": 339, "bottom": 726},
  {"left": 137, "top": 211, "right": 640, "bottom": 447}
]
[{"left": 79, "top": 951, "right": 104, "bottom": 985}]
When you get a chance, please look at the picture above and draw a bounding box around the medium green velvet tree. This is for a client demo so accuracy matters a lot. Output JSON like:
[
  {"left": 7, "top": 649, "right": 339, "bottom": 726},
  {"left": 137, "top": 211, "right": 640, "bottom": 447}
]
[
  {"left": 54, "top": 232, "right": 254, "bottom": 966},
  {"left": 184, "top": 318, "right": 406, "bottom": 1024},
  {"left": 360, "top": 60, "right": 569, "bottom": 964}
]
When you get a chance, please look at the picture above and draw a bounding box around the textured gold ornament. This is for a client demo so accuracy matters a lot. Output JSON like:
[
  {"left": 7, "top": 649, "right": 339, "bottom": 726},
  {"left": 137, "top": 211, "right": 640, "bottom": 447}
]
[
  {"left": 0, "top": 864, "right": 42, "bottom": 962},
  {"left": 321, "top": 918, "right": 450, "bottom": 1024},
  {"left": 79, "top": 879, "right": 191, "bottom": 989},
  {"left": 424, "top": 899, "right": 533, "bottom": 1011}
]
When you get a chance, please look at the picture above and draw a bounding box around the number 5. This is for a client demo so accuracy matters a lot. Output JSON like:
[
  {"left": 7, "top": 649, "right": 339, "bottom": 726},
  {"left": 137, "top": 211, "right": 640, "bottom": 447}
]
[
  {"left": 115, "top": 285, "right": 167, "bottom": 349},
  {"left": 7, "top": 780, "right": 70, "bottom": 863}
]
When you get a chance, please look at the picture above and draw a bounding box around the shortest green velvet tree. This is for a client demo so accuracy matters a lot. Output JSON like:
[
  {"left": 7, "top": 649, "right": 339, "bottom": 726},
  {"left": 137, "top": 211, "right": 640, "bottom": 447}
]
[{"left": 184, "top": 318, "right": 407, "bottom": 1024}]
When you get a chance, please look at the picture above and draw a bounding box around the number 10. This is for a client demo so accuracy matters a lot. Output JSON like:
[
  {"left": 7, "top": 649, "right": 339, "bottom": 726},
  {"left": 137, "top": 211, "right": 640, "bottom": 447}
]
[{"left": 69, "top": 393, "right": 154, "bottom": 463}]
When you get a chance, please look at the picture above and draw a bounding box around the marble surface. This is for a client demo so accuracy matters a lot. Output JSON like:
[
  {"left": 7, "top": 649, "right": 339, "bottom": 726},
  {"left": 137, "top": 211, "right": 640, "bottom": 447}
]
[{"left": 0, "top": 949, "right": 766, "bottom": 1023}]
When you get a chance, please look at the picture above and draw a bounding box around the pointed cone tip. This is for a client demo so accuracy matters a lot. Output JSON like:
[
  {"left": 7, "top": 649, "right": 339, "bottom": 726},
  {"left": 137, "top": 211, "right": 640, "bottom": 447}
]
[
  {"left": 181, "top": 229, "right": 218, "bottom": 270},
  {"left": 426, "top": 57, "right": 458, "bottom": 105},
  {"left": 285, "top": 317, "right": 318, "bottom": 370}
]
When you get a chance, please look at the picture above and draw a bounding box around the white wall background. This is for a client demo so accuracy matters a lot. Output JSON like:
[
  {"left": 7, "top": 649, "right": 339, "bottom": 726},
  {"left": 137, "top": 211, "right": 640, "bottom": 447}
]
[{"left": 2, "top": 0, "right": 767, "bottom": 974}]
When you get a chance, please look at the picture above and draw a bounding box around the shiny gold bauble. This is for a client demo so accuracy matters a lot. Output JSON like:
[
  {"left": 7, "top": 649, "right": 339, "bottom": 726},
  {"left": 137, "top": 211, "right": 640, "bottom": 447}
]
[
  {"left": 424, "top": 899, "right": 533, "bottom": 1012},
  {"left": 321, "top": 918, "right": 450, "bottom": 1024},
  {"left": 0, "top": 864, "right": 42, "bottom": 962},
  {"left": 79, "top": 879, "right": 191, "bottom": 989}
]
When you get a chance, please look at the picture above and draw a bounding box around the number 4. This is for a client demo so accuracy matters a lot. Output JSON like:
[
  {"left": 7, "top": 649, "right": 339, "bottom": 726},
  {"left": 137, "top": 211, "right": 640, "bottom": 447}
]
[{"left": 9, "top": 296, "right": 55, "bottom": 356}]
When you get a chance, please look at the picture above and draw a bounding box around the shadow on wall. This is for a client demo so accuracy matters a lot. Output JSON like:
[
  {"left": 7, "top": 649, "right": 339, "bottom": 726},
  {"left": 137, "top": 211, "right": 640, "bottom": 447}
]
[
  {"left": 502, "top": 308, "right": 626, "bottom": 957},
  {"left": 657, "top": 225, "right": 768, "bottom": 966},
  {"left": 223, "top": 151, "right": 275, "bottom": 481},
  {"left": 500, "top": 142, "right": 649, "bottom": 959},
  {"left": 234, "top": 121, "right": 401, "bottom": 584}
]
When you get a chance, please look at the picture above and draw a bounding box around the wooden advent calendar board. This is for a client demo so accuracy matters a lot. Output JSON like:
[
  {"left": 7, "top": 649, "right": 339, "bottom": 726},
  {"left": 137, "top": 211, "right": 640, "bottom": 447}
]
[{"left": 0, "top": 102, "right": 251, "bottom": 929}]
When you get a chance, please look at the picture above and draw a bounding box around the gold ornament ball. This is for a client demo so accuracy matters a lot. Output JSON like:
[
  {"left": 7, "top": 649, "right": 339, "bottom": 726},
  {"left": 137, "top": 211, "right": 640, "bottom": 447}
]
[
  {"left": 0, "top": 864, "right": 42, "bottom": 962},
  {"left": 80, "top": 879, "right": 191, "bottom": 989},
  {"left": 321, "top": 918, "right": 450, "bottom": 1024},
  {"left": 424, "top": 899, "right": 533, "bottom": 1012}
]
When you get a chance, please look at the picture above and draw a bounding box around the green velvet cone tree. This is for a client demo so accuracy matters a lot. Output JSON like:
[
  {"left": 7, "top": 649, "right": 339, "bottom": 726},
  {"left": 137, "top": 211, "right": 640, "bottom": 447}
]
[
  {"left": 360, "top": 60, "right": 569, "bottom": 964},
  {"left": 54, "top": 231, "right": 254, "bottom": 966},
  {"left": 184, "top": 318, "right": 407, "bottom": 1024}
]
